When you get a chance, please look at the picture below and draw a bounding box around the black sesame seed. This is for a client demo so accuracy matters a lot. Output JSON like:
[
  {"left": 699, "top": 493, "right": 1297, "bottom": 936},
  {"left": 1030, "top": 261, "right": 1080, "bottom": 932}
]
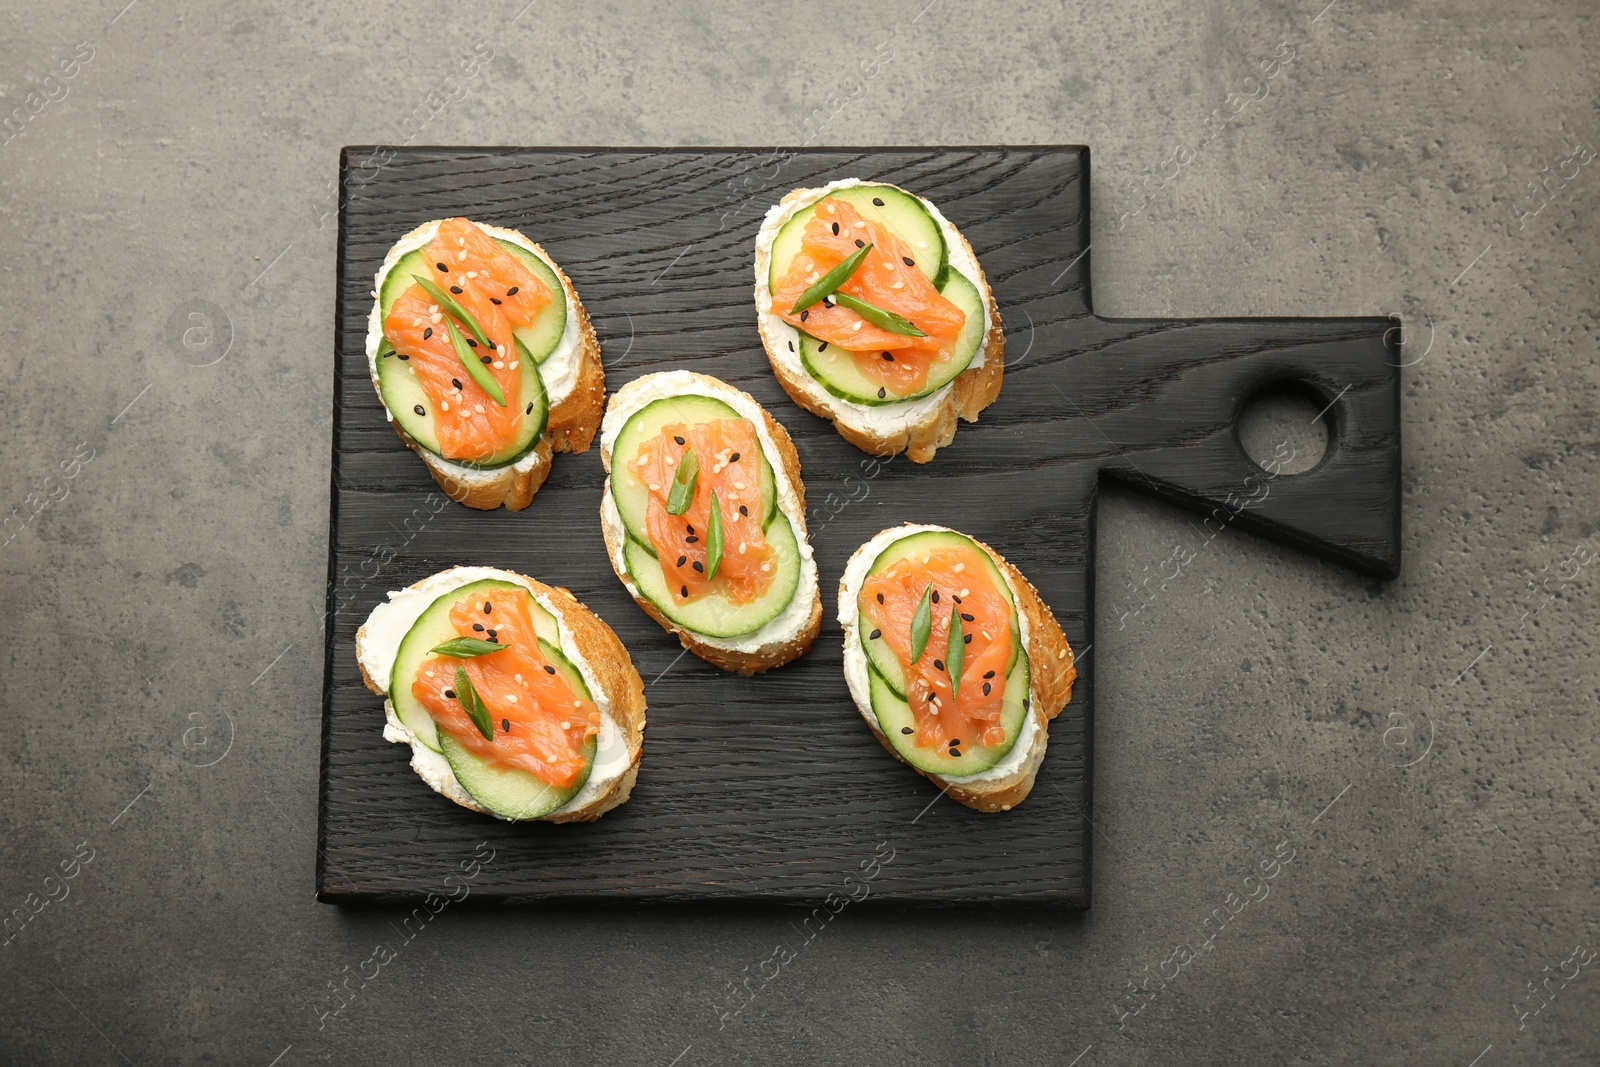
[
  {"left": 872, "top": 197, "right": 885, "bottom": 206},
  {"left": 869, "top": 629, "right": 882, "bottom": 640},
  {"left": 877, "top": 387, "right": 886, "bottom": 398},
  {"left": 452, "top": 378, "right": 463, "bottom": 390},
  {"left": 692, "top": 561, "right": 704, "bottom": 573},
  {"left": 487, "top": 340, "right": 496, "bottom": 350},
  {"left": 507, "top": 286, "right": 518, "bottom": 295},
  {"left": 901, "top": 726, "right": 914, "bottom": 735},
  {"left": 964, "top": 633, "right": 973, "bottom": 644},
  {"left": 882, "top": 352, "right": 893, "bottom": 361},
  {"left": 854, "top": 238, "right": 865, "bottom": 248},
  {"left": 902, "top": 256, "right": 915, "bottom": 267},
  {"left": 525, "top": 402, "right": 534, "bottom": 414},
  {"left": 823, "top": 297, "right": 833, "bottom": 308},
  {"left": 398, "top": 353, "right": 409, "bottom": 361},
  {"left": 877, "top": 593, "right": 885, "bottom": 604},
  {"left": 982, "top": 682, "right": 992, "bottom": 696},
  {"left": 1023, "top": 699, "right": 1030, "bottom": 710},
  {"left": 738, "top": 505, "right": 748, "bottom": 516},
  {"left": 490, "top": 297, "right": 502, "bottom": 305},
  {"left": 413, "top": 404, "right": 426, "bottom": 416},
  {"left": 544, "top": 665, "right": 557, "bottom": 675},
  {"left": 484, "top": 602, "right": 492, "bottom": 613},
  {"left": 487, "top": 636, "right": 498, "bottom": 643},
  {"left": 674, "top": 436, "right": 685, "bottom": 445},
  {"left": 680, "top": 585, "right": 689, "bottom": 597},
  {"left": 465, "top": 337, "right": 477, "bottom": 348},
  {"left": 949, "top": 738, "right": 960, "bottom": 747},
  {"left": 444, "top": 689, "right": 456, "bottom": 698},
  {"left": 831, "top": 222, "right": 840, "bottom": 235},
  {"left": 480, "top": 355, "right": 493, "bottom": 364},
  {"left": 983, "top": 670, "right": 995, "bottom": 679},
  {"left": 686, "top": 525, "right": 695, "bottom": 535},
  {"left": 953, "top": 595, "right": 962, "bottom": 604},
  {"left": 820, "top": 342, "right": 829, "bottom": 352},
  {"left": 436, "top": 262, "right": 448, "bottom": 272},
  {"left": 473, "top": 623, "right": 485, "bottom": 632},
  {"left": 788, "top": 341, "right": 795, "bottom": 352},
  {"left": 503, "top": 718, "right": 511, "bottom": 733},
  {"left": 933, "top": 659, "right": 945, "bottom": 671},
  {"left": 729, "top": 452, "right": 740, "bottom": 462},
  {"left": 423, "top": 327, "right": 433, "bottom": 339},
  {"left": 486, "top": 629, "right": 497, "bottom": 639},
  {"left": 800, "top": 311, "right": 809, "bottom": 323},
  {"left": 685, "top": 535, "right": 699, "bottom": 543},
  {"left": 961, "top": 612, "right": 975, "bottom": 622},
  {"left": 931, "top": 590, "right": 940, "bottom": 603},
  {"left": 450, "top": 285, "right": 464, "bottom": 294},
  {"left": 677, "top": 555, "right": 687, "bottom": 566},
  {"left": 949, "top": 749, "right": 961, "bottom": 758}
]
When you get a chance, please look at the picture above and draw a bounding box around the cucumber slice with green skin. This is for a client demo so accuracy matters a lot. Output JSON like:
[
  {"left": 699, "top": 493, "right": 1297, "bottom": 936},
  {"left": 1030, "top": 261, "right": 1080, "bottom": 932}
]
[
  {"left": 438, "top": 728, "right": 596, "bottom": 820},
  {"left": 610, "top": 394, "right": 778, "bottom": 549},
  {"left": 390, "top": 579, "right": 564, "bottom": 752},
  {"left": 379, "top": 241, "right": 567, "bottom": 365},
  {"left": 623, "top": 510, "right": 802, "bottom": 638},
  {"left": 375, "top": 338, "right": 548, "bottom": 468},
  {"left": 797, "top": 269, "right": 985, "bottom": 406},
  {"left": 868, "top": 656, "right": 1029, "bottom": 776},
  {"left": 859, "top": 529, "right": 1019, "bottom": 699},
  {"left": 767, "top": 184, "right": 948, "bottom": 293}
]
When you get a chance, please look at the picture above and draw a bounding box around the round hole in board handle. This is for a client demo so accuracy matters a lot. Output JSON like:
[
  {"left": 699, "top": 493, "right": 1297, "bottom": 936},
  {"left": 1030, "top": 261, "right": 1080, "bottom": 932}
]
[{"left": 1236, "top": 382, "right": 1331, "bottom": 476}]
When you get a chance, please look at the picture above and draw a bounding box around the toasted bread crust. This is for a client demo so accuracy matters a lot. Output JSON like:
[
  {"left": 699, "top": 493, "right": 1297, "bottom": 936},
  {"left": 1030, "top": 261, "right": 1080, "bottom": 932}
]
[
  {"left": 758, "top": 185, "right": 1005, "bottom": 464},
  {"left": 370, "top": 222, "right": 605, "bottom": 512},
  {"left": 355, "top": 568, "right": 645, "bottom": 823},
  {"left": 599, "top": 372, "right": 821, "bottom": 675},
  {"left": 840, "top": 529, "right": 1075, "bottom": 812}
]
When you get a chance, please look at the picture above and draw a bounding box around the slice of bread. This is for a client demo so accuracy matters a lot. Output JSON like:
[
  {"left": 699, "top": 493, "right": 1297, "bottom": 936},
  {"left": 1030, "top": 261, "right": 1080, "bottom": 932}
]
[
  {"left": 598, "top": 370, "right": 822, "bottom": 675},
  {"left": 837, "top": 525, "right": 1076, "bottom": 812},
  {"left": 356, "top": 566, "right": 645, "bottom": 823},
  {"left": 367, "top": 220, "right": 605, "bottom": 512},
  {"left": 753, "top": 181, "right": 1005, "bottom": 464}
]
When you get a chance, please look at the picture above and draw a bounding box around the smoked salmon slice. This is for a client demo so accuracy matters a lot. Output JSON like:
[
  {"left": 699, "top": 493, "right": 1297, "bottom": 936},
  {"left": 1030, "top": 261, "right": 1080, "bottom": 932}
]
[
  {"left": 412, "top": 588, "right": 599, "bottom": 789},
  {"left": 629, "top": 418, "right": 776, "bottom": 605},
  {"left": 860, "top": 545, "right": 1014, "bottom": 751},
  {"left": 381, "top": 218, "right": 552, "bottom": 461},
  {"left": 772, "top": 197, "right": 967, "bottom": 395}
]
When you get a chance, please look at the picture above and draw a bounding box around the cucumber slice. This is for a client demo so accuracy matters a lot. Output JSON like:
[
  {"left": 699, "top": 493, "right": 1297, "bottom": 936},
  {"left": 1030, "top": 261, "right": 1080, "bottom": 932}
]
[
  {"left": 438, "top": 728, "right": 596, "bottom": 820},
  {"left": 859, "top": 529, "right": 1019, "bottom": 698},
  {"left": 868, "top": 656, "right": 1029, "bottom": 777},
  {"left": 499, "top": 244, "right": 566, "bottom": 365},
  {"left": 380, "top": 241, "right": 567, "bottom": 365},
  {"left": 610, "top": 394, "right": 778, "bottom": 547},
  {"left": 797, "top": 269, "right": 985, "bottom": 406},
  {"left": 390, "top": 579, "right": 563, "bottom": 751},
  {"left": 623, "top": 510, "right": 802, "bottom": 638},
  {"left": 767, "top": 184, "right": 948, "bottom": 292}
]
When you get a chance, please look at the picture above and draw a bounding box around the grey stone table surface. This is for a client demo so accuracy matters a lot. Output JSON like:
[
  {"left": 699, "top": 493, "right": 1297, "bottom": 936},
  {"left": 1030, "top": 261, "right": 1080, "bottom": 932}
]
[{"left": 2, "top": 0, "right": 1595, "bottom": 1063}]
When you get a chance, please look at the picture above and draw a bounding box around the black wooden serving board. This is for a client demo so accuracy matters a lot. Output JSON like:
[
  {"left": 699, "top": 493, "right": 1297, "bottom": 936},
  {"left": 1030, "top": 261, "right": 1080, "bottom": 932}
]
[{"left": 320, "top": 147, "right": 1400, "bottom": 906}]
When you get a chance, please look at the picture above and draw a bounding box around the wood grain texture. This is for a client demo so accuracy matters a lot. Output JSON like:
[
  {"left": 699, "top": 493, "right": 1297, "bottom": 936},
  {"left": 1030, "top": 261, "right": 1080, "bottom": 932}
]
[{"left": 319, "top": 147, "right": 1400, "bottom": 906}]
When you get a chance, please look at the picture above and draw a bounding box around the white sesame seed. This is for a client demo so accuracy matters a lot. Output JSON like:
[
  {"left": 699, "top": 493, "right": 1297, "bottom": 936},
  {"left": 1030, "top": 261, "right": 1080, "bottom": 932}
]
[
  {"left": 514, "top": 674, "right": 523, "bottom": 683},
  {"left": 733, "top": 481, "right": 746, "bottom": 490},
  {"left": 891, "top": 281, "right": 904, "bottom": 289},
  {"left": 424, "top": 669, "right": 435, "bottom": 678},
  {"left": 953, "top": 562, "right": 965, "bottom": 572},
  {"left": 493, "top": 360, "right": 505, "bottom": 369},
  {"left": 738, "top": 542, "right": 747, "bottom": 554},
  {"left": 456, "top": 237, "right": 465, "bottom": 247},
  {"left": 852, "top": 321, "right": 863, "bottom": 332},
  {"left": 573, "top": 700, "right": 582, "bottom": 707},
  {"left": 505, "top": 693, "right": 518, "bottom": 703},
  {"left": 648, "top": 483, "right": 660, "bottom": 491},
  {"left": 441, "top": 401, "right": 449, "bottom": 412},
  {"left": 760, "top": 562, "right": 771, "bottom": 572},
  {"left": 456, "top": 249, "right": 468, "bottom": 262},
  {"left": 561, "top": 721, "right": 571, "bottom": 729},
  {"left": 466, "top": 271, "right": 478, "bottom": 279},
  {"left": 1058, "top": 649, "right": 1068, "bottom": 659},
  {"left": 960, "top": 588, "right": 970, "bottom": 597},
  {"left": 475, "top": 404, "right": 486, "bottom": 414},
  {"left": 509, "top": 360, "right": 519, "bottom": 370}
]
